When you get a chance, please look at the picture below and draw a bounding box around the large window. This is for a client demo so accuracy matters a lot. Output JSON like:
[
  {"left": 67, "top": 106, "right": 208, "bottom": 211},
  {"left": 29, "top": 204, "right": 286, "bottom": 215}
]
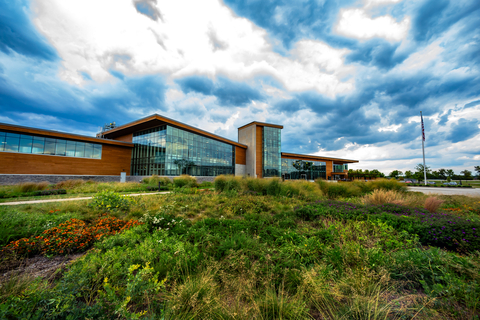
[
  {"left": 281, "top": 158, "right": 326, "bottom": 180},
  {"left": 131, "top": 125, "right": 235, "bottom": 176},
  {"left": 263, "top": 127, "right": 282, "bottom": 177},
  {"left": 333, "top": 164, "right": 348, "bottom": 172},
  {"left": 0, "top": 131, "right": 102, "bottom": 159}
]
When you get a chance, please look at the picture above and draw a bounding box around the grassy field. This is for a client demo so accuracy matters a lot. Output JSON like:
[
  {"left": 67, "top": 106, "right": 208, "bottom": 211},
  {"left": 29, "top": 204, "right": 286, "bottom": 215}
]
[{"left": 0, "top": 177, "right": 479, "bottom": 319}]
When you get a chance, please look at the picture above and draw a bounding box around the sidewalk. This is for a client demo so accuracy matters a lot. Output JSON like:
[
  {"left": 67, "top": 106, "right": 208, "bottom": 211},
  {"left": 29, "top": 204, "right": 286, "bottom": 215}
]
[
  {"left": 0, "top": 191, "right": 170, "bottom": 206},
  {"left": 407, "top": 187, "right": 480, "bottom": 197}
]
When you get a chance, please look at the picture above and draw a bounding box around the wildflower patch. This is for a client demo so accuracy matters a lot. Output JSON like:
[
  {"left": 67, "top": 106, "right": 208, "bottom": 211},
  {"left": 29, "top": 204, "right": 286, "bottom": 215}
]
[{"left": 2, "top": 217, "right": 142, "bottom": 256}]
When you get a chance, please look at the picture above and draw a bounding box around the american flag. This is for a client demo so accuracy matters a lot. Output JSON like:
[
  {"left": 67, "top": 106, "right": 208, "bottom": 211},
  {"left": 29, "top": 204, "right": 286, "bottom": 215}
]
[{"left": 421, "top": 112, "right": 425, "bottom": 141}]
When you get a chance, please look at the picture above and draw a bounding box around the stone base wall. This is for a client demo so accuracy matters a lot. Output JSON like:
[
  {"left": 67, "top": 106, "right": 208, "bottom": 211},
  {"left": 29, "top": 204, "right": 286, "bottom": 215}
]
[
  {"left": 235, "top": 164, "right": 246, "bottom": 176},
  {"left": 0, "top": 174, "right": 216, "bottom": 185}
]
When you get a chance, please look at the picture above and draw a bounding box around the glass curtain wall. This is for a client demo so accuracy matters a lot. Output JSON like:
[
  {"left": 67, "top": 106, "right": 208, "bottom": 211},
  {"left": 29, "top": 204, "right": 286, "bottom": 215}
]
[
  {"left": 0, "top": 131, "right": 102, "bottom": 159},
  {"left": 131, "top": 125, "right": 235, "bottom": 176},
  {"left": 333, "top": 164, "right": 348, "bottom": 172},
  {"left": 262, "top": 127, "right": 282, "bottom": 177},
  {"left": 281, "top": 158, "right": 326, "bottom": 180}
]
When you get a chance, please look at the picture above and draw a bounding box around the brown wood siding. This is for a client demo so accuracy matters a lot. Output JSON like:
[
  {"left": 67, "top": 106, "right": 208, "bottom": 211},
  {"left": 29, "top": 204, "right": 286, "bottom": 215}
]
[
  {"left": 238, "top": 121, "right": 284, "bottom": 130},
  {"left": 326, "top": 161, "right": 333, "bottom": 179},
  {"left": 256, "top": 125, "right": 263, "bottom": 178},
  {"left": 235, "top": 146, "right": 246, "bottom": 165},
  {"left": 0, "top": 144, "right": 132, "bottom": 175},
  {"left": 0, "top": 124, "right": 133, "bottom": 147},
  {"left": 114, "top": 133, "right": 133, "bottom": 143}
]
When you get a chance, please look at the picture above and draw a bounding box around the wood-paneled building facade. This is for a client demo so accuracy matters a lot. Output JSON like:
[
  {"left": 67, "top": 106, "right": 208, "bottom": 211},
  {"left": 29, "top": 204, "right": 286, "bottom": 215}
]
[{"left": 0, "top": 114, "right": 358, "bottom": 179}]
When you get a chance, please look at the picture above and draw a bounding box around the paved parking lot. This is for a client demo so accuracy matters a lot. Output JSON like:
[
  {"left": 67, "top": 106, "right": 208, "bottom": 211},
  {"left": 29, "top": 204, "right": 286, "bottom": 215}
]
[{"left": 408, "top": 187, "right": 480, "bottom": 197}]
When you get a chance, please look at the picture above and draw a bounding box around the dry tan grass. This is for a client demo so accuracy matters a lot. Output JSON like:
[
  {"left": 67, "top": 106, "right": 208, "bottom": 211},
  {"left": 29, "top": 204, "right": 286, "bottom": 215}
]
[
  {"left": 55, "top": 179, "right": 86, "bottom": 189},
  {"left": 16, "top": 181, "right": 49, "bottom": 193},
  {"left": 362, "top": 189, "right": 405, "bottom": 206},
  {"left": 424, "top": 196, "right": 444, "bottom": 213}
]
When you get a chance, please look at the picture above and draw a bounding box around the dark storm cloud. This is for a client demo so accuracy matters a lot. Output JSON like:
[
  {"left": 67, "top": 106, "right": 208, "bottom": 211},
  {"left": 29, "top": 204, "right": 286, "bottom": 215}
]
[
  {"left": 345, "top": 40, "right": 407, "bottom": 69},
  {"left": 225, "top": 0, "right": 479, "bottom": 71},
  {"left": 176, "top": 76, "right": 263, "bottom": 107},
  {"left": 223, "top": 0, "right": 356, "bottom": 50},
  {"left": 412, "top": 0, "right": 480, "bottom": 43},
  {"left": 0, "top": 0, "right": 58, "bottom": 60},
  {"left": 447, "top": 119, "right": 480, "bottom": 143},
  {"left": 0, "top": 58, "right": 168, "bottom": 133},
  {"left": 177, "top": 76, "right": 214, "bottom": 95},
  {"left": 274, "top": 98, "right": 302, "bottom": 113}
]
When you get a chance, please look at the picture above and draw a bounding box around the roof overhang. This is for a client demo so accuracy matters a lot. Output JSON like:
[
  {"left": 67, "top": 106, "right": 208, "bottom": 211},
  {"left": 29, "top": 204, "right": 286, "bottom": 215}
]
[
  {"left": 101, "top": 114, "right": 248, "bottom": 149},
  {"left": 281, "top": 152, "right": 359, "bottom": 164},
  {"left": 237, "top": 121, "right": 283, "bottom": 130},
  {"left": 0, "top": 123, "right": 133, "bottom": 148}
]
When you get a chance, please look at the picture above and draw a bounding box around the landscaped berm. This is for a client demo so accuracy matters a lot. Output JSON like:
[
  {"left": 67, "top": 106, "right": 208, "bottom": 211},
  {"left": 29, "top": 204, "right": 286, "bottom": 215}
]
[{"left": 1, "top": 176, "right": 480, "bottom": 319}]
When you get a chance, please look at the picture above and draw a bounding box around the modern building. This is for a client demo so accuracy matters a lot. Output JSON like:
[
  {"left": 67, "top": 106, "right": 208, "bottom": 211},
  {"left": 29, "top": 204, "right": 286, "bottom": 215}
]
[{"left": 0, "top": 114, "right": 358, "bottom": 180}]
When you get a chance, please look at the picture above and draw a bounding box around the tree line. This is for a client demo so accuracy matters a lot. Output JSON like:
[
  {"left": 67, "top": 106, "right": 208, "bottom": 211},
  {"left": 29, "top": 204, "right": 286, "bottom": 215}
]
[{"left": 389, "top": 165, "right": 480, "bottom": 181}]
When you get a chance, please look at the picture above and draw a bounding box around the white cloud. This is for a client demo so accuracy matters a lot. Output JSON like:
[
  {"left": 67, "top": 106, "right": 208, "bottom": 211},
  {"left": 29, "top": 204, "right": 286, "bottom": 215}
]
[
  {"left": 31, "top": 0, "right": 353, "bottom": 97},
  {"left": 378, "top": 124, "right": 402, "bottom": 132},
  {"left": 336, "top": 9, "right": 409, "bottom": 41}
]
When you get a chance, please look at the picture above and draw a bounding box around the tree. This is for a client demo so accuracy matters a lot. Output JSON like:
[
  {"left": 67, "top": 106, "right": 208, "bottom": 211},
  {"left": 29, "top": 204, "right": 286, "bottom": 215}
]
[
  {"left": 438, "top": 168, "right": 447, "bottom": 179},
  {"left": 460, "top": 170, "right": 472, "bottom": 179},
  {"left": 370, "top": 169, "right": 385, "bottom": 178},
  {"left": 446, "top": 169, "right": 455, "bottom": 178},
  {"left": 389, "top": 170, "right": 403, "bottom": 179},
  {"left": 414, "top": 164, "right": 431, "bottom": 174},
  {"left": 404, "top": 170, "right": 413, "bottom": 178},
  {"left": 414, "top": 164, "right": 431, "bottom": 182},
  {"left": 475, "top": 166, "right": 480, "bottom": 176}
]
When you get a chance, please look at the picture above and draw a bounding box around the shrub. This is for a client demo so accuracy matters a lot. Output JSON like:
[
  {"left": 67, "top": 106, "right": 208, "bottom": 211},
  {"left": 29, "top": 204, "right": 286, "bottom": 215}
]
[
  {"left": 315, "top": 180, "right": 360, "bottom": 199},
  {"left": 214, "top": 175, "right": 228, "bottom": 192},
  {"left": 244, "top": 177, "right": 270, "bottom": 195},
  {"left": 99, "top": 262, "right": 166, "bottom": 319},
  {"left": 265, "top": 178, "right": 282, "bottom": 196},
  {"left": 89, "top": 190, "right": 134, "bottom": 212},
  {"left": 225, "top": 176, "right": 243, "bottom": 193},
  {"left": 173, "top": 175, "right": 197, "bottom": 188},
  {"left": 32, "top": 189, "right": 67, "bottom": 196},
  {"left": 424, "top": 196, "right": 444, "bottom": 213},
  {"left": 367, "top": 179, "right": 407, "bottom": 192},
  {"left": 363, "top": 189, "right": 404, "bottom": 206},
  {"left": 142, "top": 175, "right": 172, "bottom": 186}
]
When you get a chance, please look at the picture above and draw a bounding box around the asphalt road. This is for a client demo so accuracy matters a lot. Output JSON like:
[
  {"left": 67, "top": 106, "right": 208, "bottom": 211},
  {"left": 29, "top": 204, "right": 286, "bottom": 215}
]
[{"left": 408, "top": 187, "right": 480, "bottom": 197}]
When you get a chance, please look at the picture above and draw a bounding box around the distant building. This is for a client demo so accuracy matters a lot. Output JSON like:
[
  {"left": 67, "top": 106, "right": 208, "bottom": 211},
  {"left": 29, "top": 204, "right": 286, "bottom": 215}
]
[{"left": 0, "top": 114, "right": 358, "bottom": 179}]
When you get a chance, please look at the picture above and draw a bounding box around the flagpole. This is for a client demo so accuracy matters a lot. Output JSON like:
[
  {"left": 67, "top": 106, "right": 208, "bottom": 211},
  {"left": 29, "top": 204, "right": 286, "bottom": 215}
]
[{"left": 421, "top": 111, "right": 427, "bottom": 185}]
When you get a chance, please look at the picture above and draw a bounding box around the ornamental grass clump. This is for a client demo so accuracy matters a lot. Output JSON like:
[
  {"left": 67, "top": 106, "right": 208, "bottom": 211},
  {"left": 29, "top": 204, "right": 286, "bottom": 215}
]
[
  {"left": 173, "top": 175, "right": 198, "bottom": 188},
  {"left": 363, "top": 189, "right": 405, "bottom": 206},
  {"left": 424, "top": 196, "right": 444, "bottom": 213},
  {"left": 16, "top": 181, "right": 49, "bottom": 193},
  {"left": 142, "top": 175, "right": 172, "bottom": 187},
  {"left": 2, "top": 217, "right": 142, "bottom": 256}
]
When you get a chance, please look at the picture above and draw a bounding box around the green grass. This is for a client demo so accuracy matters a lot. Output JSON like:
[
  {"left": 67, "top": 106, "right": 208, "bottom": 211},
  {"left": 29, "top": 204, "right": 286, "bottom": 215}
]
[{"left": 0, "top": 183, "right": 479, "bottom": 319}]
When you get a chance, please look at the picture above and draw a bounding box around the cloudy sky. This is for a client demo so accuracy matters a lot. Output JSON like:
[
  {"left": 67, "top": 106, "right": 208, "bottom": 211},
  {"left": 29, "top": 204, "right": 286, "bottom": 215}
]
[{"left": 1, "top": 0, "right": 479, "bottom": 175}]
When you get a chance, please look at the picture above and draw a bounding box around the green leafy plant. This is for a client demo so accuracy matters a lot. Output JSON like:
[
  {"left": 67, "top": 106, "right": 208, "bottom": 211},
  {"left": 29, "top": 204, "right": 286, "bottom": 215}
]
[
  {"left": 89, "top": 190, "right": 134, "bottom": 212},
  {"left": 99, "top": 262, "right": 166, "bottom": 319}
]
